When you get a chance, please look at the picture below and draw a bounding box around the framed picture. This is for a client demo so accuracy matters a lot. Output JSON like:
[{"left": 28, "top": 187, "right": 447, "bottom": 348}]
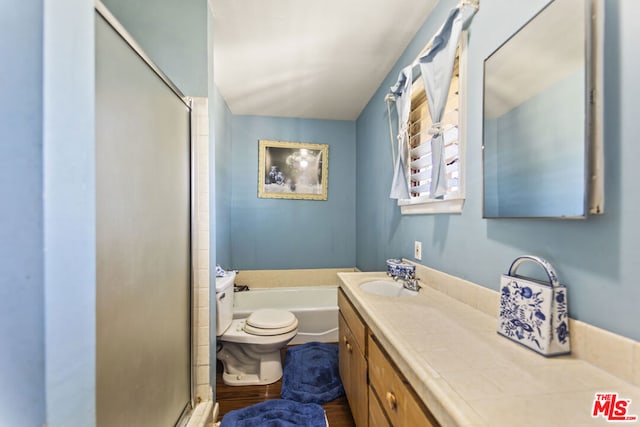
[{"left": 258, "top": 140, "right": 329, "bottom": 200}]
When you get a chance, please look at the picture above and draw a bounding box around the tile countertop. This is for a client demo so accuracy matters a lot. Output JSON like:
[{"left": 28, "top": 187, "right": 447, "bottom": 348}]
[{"left": 338, "top": 272, "right": 640, "bottom": 427}]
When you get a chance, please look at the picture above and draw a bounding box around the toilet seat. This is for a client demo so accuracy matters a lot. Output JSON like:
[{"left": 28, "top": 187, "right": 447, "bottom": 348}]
[
  {"left": 220, "top": 318, "right": 298, "bottom": 344},
  {"left": 243, "top": 309, "right": 298, "bottom": 336}
]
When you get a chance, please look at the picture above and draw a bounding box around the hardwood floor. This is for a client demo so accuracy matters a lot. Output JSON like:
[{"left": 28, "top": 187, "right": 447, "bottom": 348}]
[{"left": 215, "top": 348, "right": 356, "bottom": 427}]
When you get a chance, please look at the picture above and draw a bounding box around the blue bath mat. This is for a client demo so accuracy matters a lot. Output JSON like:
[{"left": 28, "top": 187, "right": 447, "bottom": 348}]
[
  {"left": 220, "top": 399, "right": 326, "bottom": 427},
  {"left": 281, "top": 342, "right": 345, "bottom": 404}
]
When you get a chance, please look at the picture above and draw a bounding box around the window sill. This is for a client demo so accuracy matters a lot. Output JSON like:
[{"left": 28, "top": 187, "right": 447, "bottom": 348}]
[{"left": 398, "top": 197, "right": 465, "bottom": 215}]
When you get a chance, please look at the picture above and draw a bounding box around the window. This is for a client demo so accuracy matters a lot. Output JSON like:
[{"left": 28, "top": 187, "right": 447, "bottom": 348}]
[{"left": 398, "top": 35, "right": 467, "bottom": 215}]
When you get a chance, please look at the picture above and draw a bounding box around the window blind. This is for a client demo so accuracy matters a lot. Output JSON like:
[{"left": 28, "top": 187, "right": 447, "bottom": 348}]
[{"left": 408, "top": 52, "right": 461, "bottom": 198}]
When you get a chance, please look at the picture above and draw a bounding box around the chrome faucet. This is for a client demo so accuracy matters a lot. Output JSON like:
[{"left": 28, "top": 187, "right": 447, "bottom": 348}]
[{"left": 392, "top": 271, "right": 421, "bottom": 292}]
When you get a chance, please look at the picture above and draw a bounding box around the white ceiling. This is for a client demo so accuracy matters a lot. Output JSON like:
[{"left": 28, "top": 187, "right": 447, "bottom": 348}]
[
  {"left": 212, "top": 0, "right": 437, "bottom": 121},
  {"left": 484, "top": 0, "right": 583, "bottom": 119}
]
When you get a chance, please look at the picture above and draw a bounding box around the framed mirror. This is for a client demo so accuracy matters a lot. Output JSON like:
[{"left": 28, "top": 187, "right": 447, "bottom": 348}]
[{"left": 482, "top": 0, "right": 603, "bottom": 219}]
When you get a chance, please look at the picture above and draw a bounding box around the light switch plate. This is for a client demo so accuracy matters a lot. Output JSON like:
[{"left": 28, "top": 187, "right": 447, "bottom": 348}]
[{"left": 414, "top": 241, "right": 422, "bottom": 260}]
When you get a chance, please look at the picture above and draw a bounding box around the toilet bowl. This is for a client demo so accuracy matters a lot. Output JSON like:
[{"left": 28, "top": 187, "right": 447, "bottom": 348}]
[{"left": 215, "top": 272, "right": 299, "bottom": 386}]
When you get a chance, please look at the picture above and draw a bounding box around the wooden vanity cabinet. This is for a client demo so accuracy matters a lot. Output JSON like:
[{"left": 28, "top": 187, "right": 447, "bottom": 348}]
[
  {"left": 368, "top": 336, "right": 438, "bottom": 427},
  {"left": 338, "top": 289, "right": 368, "bottom": 426},
  {"left": 338, "top": 287, "right": 440, "bottom": 427}
]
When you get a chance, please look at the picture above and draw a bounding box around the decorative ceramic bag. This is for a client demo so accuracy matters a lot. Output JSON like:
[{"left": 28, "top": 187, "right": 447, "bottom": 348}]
[
  {"left": 497, "top": 256, "right": 570, "bottom": 356},
  {"left": 385, "top": 259, "right": 415, "bottom": 278}
]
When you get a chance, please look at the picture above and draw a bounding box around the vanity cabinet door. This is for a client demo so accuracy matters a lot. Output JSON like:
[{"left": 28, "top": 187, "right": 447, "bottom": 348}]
[
  {"left": 368, "top": 386, "right": 391, "bottom": 427},
  {"left": 339, "top": 288, "right": 369, "bottom": 427},
  {"left": 339, "top": 312, "right": 368, "bottom": 427},
  {"left": 368, "top": 336, "right": 439, "bottom": 427}
]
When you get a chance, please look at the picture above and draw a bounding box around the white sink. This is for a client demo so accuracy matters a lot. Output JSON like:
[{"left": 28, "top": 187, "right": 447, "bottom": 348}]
[{"left": 359, "top": 280, "right": 418, "bottom": 298}]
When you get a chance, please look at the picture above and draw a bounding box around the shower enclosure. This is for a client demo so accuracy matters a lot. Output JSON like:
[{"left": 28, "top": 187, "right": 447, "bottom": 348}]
[{"left": 95, "top": 4, "right": 193, "bottom": 426}]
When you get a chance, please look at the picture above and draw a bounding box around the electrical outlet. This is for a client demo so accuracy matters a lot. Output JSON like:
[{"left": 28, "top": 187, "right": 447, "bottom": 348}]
[{"left": 414, "top": 241, "right": 422, "bottom": 261}]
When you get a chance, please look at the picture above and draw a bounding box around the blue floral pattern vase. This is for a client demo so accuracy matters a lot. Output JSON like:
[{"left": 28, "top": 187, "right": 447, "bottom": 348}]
[{"left": 497, "top": 256, "right": 570, "bottom": 357}]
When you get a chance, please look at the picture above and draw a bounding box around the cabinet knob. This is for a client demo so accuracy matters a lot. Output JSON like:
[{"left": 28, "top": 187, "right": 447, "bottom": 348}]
[
  {"left": 386, "top": 391, "right": 397, "bottom": 410},
  {"left": 343, "top": 336, "right": 353, "bottom": 352}
]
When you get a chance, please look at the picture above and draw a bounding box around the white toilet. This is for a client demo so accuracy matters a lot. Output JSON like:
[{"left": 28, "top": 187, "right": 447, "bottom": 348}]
[{"left": 215, "top": 271, "right": 298, "bottom": 386}]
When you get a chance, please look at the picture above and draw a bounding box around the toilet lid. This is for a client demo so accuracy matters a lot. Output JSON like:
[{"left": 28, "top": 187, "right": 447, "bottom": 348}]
[
  {"left": 246, "top": 309, "right": 296, "bottom": 329},
  {"left": 243, "top": 309, "right": 298, "bottom": 336}
]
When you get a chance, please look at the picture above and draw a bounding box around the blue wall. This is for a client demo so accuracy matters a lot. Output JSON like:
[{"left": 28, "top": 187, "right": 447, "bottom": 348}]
[
  {"left": 356, "top": 0, "right": 640, "bottom": 342},
  {"left": 228, "top": 116, "right": 356, "bottom": 270},
  {"left": 0, "top": 2, "right": 46, "bottom": 425},
  {"left": 214, "top": 86, "right": 233, "bottom": 268},
  {"left": 1, "top": 1, "right": 96, "bottom": 426},
  {"left": 43, "top": 0, "right": 96, "bottom": 425},
  {"left": 101, "top": 0, "right": 208, "bottom": 96},
  {"left": 486, "top": 70, "right": 585, "bottom": 217},
  {"left": 1, "top": 1, "right": 204, "bottom": 424}
]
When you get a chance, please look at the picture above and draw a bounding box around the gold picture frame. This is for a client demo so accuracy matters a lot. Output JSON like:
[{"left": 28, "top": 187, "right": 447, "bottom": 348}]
[{"left": 258, "top": 140, "right": 329, "bottom": 200}]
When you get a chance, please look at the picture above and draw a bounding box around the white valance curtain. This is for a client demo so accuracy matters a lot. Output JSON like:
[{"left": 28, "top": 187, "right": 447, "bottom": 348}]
[{"left": 389, "top": 1, "right": 478, "bottom": 200}]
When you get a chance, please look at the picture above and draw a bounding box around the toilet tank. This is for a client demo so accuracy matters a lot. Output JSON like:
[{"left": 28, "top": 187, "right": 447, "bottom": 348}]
[{"left": 215, "top": 271, "right": 236, "bottom": 336}]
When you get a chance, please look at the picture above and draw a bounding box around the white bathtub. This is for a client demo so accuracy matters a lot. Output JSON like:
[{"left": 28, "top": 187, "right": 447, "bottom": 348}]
[{"left": 232, "top": 286, "right": 338, "bottom": 345}]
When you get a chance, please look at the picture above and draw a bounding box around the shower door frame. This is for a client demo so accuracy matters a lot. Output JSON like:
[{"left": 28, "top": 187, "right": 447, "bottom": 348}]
[{"left": 95, "top": 2, "right": 196, "bottom": 425}]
